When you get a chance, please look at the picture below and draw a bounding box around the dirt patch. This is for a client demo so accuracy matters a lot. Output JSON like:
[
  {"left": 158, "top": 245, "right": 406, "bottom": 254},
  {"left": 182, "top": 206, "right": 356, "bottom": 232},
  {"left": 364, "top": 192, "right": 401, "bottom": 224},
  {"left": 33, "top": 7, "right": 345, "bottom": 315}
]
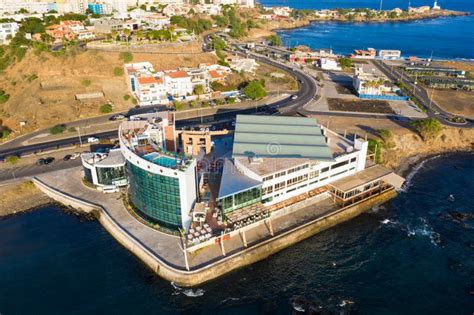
[
  {"left": 431, "top": 89, "right": 474, "bottom": 119},
  {"left": 327, "top": 98, "right": 395, "bottom": 114},
  {"left": 0, "top": 181, "right": 52, "bottom": 216},
  {"left": 0, "top": 43, "right": 217, "bottom": 134},
  {"left": 335, "top": 84, "right": 355, "bottom": 95}
]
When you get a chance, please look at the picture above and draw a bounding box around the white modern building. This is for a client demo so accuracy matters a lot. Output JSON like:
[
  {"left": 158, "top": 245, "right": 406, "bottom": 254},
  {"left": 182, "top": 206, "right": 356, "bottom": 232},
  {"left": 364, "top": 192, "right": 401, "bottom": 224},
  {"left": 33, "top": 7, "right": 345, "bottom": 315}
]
[
  {"left": 217, "top": 115, "right": 369, "bottom": 213},
  {"left": 0, "top": 1, "right": 51, "bottom": 15},
  {"left": 119, "top": 114, "right": 198, "bottom": 230},
  {"left": 0, "top": 22, "right": 19, "bottom": 44},
  {"left": 124, "top": 62, "right": 229, "bottom": 106},
  {"left": 378, "top": 50, "right": 402, "bottom": 60},
  {"left": 81, "top": 149, "right": 128, "bottom": 190}
]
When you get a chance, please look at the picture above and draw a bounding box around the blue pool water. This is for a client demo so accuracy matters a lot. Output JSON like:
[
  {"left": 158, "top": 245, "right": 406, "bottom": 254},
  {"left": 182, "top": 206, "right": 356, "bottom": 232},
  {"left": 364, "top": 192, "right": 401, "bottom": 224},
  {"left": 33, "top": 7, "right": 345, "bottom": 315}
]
[
  {"left": 1, "top": 153, "right": 473, "bottom": 314},
  {"left": 259, "top": 0, "right": 474, "bottom": 59}
]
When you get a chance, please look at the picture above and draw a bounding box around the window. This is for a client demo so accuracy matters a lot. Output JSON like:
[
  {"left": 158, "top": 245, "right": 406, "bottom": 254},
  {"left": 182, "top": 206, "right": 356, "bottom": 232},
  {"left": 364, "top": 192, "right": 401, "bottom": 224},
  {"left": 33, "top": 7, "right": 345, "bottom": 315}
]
[
  {"left": 263, "top": 175, "right": 274, "bottom": 181},
  {"left": 274, "top": 181, "right": 286, "bottom": 191},
  {"left": 331, "top": 160, "right": 349, "bottom": 170},
  {"left": 321, "top": 167, "right": 329, "bottom": 173},
  {"left": 263, "top": 186, "right": 273, "bottom": 195}
]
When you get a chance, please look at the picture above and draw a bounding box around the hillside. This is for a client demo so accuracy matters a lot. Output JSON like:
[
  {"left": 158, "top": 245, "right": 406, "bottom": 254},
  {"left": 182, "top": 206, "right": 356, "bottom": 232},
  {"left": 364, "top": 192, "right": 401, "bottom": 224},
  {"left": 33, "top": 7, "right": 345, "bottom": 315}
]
[{"left": 0, "top": 42, "right": 217, "bottom": 134}]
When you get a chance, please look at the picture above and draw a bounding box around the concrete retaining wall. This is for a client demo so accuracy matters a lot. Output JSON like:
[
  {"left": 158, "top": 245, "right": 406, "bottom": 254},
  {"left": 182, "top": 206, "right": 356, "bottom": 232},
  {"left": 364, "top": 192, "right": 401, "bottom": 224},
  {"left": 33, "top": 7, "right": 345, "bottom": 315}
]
[{"left": 33, "top": 177, "right": 396, "bottom": 287}]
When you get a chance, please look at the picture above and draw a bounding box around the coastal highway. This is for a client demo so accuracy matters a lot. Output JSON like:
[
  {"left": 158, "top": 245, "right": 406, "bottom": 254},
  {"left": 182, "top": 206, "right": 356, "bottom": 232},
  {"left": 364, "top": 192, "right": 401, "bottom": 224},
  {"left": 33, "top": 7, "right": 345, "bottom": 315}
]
[
  {"left": 0, "top": 43, "right": 318, "bottom": 161},
  {"left": 372, "top": 60, "right": 474, "bottom": 128}
]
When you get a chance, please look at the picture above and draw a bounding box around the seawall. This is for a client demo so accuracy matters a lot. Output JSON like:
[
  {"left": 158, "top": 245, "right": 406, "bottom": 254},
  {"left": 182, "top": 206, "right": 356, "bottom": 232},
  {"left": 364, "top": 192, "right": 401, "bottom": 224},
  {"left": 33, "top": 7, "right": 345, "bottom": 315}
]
[{"left": 33, "top": 177, "right": 396, "bottom": 287}]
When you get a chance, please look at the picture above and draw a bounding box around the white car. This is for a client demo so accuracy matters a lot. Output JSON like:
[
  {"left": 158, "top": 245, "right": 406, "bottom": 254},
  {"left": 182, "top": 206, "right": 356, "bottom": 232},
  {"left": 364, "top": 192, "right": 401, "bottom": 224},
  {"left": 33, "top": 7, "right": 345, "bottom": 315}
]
[
  {"left": 291, "top": 95, "right": 298, "bottom": 100},
  {"left": 87, "top": 137, "right": 99, "bottom": 143},
  {"left": 70, "top": 152, "right": 81, "bottom": 160}
]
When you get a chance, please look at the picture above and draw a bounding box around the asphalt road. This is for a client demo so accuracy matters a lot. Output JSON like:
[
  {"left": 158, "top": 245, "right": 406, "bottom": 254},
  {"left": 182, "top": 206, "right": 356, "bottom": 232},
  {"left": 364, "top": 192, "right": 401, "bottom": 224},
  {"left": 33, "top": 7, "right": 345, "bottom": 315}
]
[
  {"left": 372, "top": 60, "right": 474, "bottom": 128},
  {"left": 0, "top": 158, "right": 82, "bottom": 182}
]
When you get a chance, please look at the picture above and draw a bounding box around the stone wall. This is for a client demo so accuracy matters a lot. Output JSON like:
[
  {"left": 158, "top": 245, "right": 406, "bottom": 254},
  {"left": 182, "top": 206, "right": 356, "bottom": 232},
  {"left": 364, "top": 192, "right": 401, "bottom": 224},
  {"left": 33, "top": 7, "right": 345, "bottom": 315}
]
[{"left": 33, "top": 176, "right": 397, "bottom": 287}]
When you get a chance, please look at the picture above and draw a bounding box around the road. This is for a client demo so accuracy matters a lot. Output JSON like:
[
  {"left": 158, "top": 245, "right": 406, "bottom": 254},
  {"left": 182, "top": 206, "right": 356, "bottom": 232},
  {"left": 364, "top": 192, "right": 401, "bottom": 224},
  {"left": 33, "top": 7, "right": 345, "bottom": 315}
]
[{"left": 372, "top": 60, "right": 474, "bottom": 128}]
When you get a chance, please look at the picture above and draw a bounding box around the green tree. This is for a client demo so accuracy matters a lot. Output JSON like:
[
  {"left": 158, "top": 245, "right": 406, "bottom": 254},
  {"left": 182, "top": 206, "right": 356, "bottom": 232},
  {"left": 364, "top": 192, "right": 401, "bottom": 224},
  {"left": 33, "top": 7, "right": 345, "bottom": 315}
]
[
  {"left": 193, "top": 84, "right": 205, "bottom": 96},
  {"left": 243, "top": 81, "right": 267, "bottom": 100},
  {"left": 338, "top": 57, "right": 353, "bottom": 69},
  {"left": 410, "top": 118, "right": 442, "bottom": 141},
  {"left": 266, "top": 34, "right": 281, "bottom": 46},
  {"left": 123, "top": 29, "right": 131, "bottom": 44},
  {"left": 0, "top": 90, "right": 10, "bottom": 103}
]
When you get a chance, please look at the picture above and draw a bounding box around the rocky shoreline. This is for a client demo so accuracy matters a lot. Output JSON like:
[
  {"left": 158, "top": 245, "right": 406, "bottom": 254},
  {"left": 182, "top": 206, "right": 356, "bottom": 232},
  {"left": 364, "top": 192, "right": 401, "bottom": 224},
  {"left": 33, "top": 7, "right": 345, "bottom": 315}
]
[{"left": 261, "top": 10, "right": 470, "bottom": 36}]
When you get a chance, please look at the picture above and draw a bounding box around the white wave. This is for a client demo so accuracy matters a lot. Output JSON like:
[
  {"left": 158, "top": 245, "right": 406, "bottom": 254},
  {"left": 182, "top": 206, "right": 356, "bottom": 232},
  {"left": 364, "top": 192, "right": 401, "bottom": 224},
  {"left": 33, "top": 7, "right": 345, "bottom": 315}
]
[
  {"left": 339, "top": 299, "right": 355, "bottom": 307},
  {"left": 381, "top": 219, "right": 391, "bottom": 224},
  {"left": 170, "top": 282, "right": 205, "bottom": 298},
  {"left": 401, "top": 155, "right": 441, "bottom": 192},
  {"left": 292, "top": 303, "right": 305, "bottom": 313},
  {"left": 406, "top": 218, "right": 441, "bottom": 246}
]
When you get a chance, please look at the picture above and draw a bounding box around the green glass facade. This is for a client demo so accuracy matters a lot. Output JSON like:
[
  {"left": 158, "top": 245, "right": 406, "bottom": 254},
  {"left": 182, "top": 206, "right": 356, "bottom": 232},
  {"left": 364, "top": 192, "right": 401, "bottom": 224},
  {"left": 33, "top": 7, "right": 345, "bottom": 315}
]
[
  {"left": 219, "top": 186, "right": 262, "bottom": 214},
  {"left": 96, "top": 166, "right": 126, "bottom": 186},
  {"left": 126, "top": 162, "right": 182, "bottom": 229}
]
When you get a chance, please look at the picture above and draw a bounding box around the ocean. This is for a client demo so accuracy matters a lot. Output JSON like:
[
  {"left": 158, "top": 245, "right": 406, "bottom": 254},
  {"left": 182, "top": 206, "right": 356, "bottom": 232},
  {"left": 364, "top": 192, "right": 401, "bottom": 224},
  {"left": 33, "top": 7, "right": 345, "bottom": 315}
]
[
  {"left": 1, "top": 153, "right": 473, "bottom": 314},
  {"left": 259, "top": 0, "right": 474, "bottom": 59}
]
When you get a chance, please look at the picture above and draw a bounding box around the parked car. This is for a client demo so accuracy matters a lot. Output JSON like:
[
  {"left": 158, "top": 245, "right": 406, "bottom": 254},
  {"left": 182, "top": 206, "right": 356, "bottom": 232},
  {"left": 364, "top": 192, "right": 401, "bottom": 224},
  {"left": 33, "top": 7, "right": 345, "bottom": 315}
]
[
  {"left": 36, "top": 158, "right": 46, "bottom": 166},
  {"left": 70, "top": 152, "right": 81, "bottom": 160},
  {"left": 63, "top": 154, "right": 72, "bottom": 161},
  {"left": 44, "top": 157, "right": 55, "bottom": 165},
  {"left": 87, "top": 137, "right": 99, "bottom": 143},
  {"left": 109, "top": 114, "right": 125, "bottom": 121},
  {"left": 291, "top": 95, "right": 298, "bottom": 100},
  {"left": 102, "top": 186, "right": 119, "bottom": 194}
]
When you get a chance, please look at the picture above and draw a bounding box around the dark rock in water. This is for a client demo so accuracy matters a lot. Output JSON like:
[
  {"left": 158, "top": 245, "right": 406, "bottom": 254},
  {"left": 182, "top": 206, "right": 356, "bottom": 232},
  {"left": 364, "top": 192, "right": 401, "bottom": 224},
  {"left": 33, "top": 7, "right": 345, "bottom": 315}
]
[
  {"left": 470, "top": 291, "right": 474, "bottom": 296},
  {"left": 440, "top": 211, "right": 474, "bottom": 223}
]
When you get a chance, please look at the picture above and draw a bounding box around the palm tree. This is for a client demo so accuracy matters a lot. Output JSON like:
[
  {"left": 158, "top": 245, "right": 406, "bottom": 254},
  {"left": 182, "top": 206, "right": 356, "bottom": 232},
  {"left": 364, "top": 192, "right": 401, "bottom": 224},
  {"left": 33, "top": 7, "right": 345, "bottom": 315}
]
[
  {"left": 111, "top": 29, "right": 117, "bottom": 44},
  {"left": 123, "top": 29, "right": 131, "bottom": 45}
]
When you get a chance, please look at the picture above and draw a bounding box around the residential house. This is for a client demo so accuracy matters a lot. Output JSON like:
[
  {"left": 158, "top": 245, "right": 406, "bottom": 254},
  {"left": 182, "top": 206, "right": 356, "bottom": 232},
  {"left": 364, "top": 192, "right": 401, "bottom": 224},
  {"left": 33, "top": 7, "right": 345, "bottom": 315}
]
[{"left": 0, "top": 22, "right": 19, "bottom": 45}]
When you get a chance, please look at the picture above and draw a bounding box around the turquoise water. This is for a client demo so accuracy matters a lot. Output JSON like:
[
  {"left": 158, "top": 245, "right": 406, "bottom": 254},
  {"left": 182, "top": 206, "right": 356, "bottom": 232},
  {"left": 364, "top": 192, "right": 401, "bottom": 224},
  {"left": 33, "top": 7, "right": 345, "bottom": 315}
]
[
  {"left": 1, "top": 153, "right": 473, "bottom": 314},
  {"left": 260, "top": 0, "right": 474, "bottom": 59}
]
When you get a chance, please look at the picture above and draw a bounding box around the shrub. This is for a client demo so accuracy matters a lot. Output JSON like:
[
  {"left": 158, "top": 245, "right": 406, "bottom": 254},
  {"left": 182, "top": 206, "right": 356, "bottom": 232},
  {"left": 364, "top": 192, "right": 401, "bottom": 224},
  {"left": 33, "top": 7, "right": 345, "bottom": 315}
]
[
  {"left": 49, "top": 124, "right": 66, "bottom": 135},
  {"left": 377, "top": 129, "right": 392, "bottom": 142},
  {"left": 99, "top": 104, "right": 113, "bottom": 113},
  {"left": 27, "top": 73, "right": 38, "bottom": 82},
  {"left": 0, "top": 90, "right": 9, "bottom": 103},
  {"left": 131, "top": 97, "right": 138, "bottom": 105},
  {"left": 113, "top": 66, "right": 123, "bottom": 76},
  {"left": 81, "top": 79, "right": 91, "bottom": 87},
  {"left": 6, "top": 155, "right": 20, "bottom": 164},
  {"left": 410, "top": 118, "right": 442, "bottom": 141},
  {"left": 68, "top": 127, "right": 76, "bottom": 132},
  {"left": 0, "top": 129, "right": 11, "bottom": 139},
  {"left": 174, "top": 101, "right": 182, "bottom": 111},
  {"left": 338, "top": 57, "right": 353, "bottom": 69},
  {"left": 243, "top": 80, "right": 266, "bottom": 100},
  {"left": 368, "top": 139, "right": 384, "bottom": 164},
  {"left": 119, "top": 52, "right": 133, "bottom": 63},
  {"left": 123, "top": 94, "right": 131, "bottom": 101}
]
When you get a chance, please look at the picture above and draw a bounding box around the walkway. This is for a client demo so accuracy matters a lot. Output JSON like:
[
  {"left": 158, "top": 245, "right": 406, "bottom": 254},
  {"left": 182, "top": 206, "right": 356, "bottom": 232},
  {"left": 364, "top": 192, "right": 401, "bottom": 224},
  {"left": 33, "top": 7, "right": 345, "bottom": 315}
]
[{"left": 37, "top": 167, "right": 341, "bottom": 271}]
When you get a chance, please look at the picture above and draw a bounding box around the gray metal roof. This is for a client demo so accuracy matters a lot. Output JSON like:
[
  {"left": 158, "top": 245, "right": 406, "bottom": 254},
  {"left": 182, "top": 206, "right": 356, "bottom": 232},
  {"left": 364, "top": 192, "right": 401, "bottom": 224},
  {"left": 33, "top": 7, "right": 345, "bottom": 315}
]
[
  {"left": 232, "top": 115, "right": 334, "bottom": 161},
  {"left": 218, "top": 159, "right": 262, "bottom": 199}
]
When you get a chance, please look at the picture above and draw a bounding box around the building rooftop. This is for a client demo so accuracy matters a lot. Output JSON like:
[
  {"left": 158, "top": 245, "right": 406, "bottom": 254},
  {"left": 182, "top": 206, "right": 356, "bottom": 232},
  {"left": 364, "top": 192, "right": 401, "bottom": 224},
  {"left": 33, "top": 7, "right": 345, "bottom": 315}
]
[
  {"left": 82, "top": 149, "right": 124, "bottom": 167},
  {"left": 218, "top": 159, "right": 262, "bottom": 199},
  {"left": 329, "top": 165, "right": 402, "bottom": 192},
  {"left": 232, "top": 115, "right": 334, "bottom": 161},
  {"left": 235, "top": 156, "right": 309, "bottom": 177}
]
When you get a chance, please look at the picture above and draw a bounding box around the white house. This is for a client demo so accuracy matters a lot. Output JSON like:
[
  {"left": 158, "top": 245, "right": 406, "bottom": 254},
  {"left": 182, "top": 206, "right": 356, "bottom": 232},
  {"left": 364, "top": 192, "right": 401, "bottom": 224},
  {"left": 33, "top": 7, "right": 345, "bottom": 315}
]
[
  {"left": 142, "top": 14, "right": 170, "bottom": 30},
  {"left": 0, "top": 22, "right": 19, "bottom": 44},
  {"left": 319, "top": 58, "right": 341, "bottom": 71}
]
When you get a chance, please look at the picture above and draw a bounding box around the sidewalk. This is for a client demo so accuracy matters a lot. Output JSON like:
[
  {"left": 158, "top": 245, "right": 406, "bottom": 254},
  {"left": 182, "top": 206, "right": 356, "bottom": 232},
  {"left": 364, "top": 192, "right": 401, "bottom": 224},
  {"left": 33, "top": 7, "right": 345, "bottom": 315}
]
[{"left": 36, "top": 167, "right": 340, "bottom": 270}]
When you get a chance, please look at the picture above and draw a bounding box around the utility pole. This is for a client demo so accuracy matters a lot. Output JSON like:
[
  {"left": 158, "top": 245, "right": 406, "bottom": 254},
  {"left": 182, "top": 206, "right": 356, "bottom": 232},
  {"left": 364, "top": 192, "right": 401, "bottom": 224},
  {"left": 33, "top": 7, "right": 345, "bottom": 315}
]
[{"left": 78, "top": 126, "right": 83, "bottom": 147}]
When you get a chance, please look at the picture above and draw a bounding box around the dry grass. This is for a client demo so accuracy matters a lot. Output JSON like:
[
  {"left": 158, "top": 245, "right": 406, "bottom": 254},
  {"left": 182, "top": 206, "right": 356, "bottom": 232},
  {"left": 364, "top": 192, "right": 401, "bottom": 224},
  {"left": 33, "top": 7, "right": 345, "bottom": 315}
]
[
  {"left": 0, "top": 42, "right": 217, "bottom": 133},
  {"left": 0, "top": 181, "right": 52, "bottom": 216},
  {"left": 431, "top": 89, "right": 474, "bottom": 119}
]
